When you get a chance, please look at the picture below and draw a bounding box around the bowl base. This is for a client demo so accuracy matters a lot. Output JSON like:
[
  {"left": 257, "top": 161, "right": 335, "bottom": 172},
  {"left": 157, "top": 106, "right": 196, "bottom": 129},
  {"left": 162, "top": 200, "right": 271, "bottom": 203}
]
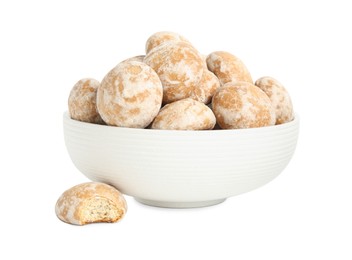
[{"left": 135, "top": 198, "right": 226, "bottom": 208}]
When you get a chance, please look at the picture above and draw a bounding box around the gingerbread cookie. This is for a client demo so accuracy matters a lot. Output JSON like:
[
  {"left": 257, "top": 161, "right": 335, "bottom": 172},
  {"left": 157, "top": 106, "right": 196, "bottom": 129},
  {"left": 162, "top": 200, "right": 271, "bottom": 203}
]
[
  {"left": 206, "top": 51, "right": 253, "bottom": 85},
  {"left": 145, "top": 31, "right": 191, "bottom": 54},
  {"left": 55, "top": 182, "right": 127, "bottom": 225},
  {"left": 255, "top": 76, "right": 294, "bottom": 124},
  {"left": 68, "top": 78, "right": 104, "bottom": 124},
  {"left": 144, "top": 41, "right": 204, "bottom": 104},
  {"left": 189, "top": 70, "right": 220, "bottom": 104},
  {"left": 212, "top": 82, "right": 275, "bottom": 129},
  {"left": 121, "top": 55, "right": 145, "bottom": 63},
  {"left": 97, "top": 61, "right": 163, "bottom": 128},
  {"left": 152, "top": 98, "right": 216, "bottom": 130}
]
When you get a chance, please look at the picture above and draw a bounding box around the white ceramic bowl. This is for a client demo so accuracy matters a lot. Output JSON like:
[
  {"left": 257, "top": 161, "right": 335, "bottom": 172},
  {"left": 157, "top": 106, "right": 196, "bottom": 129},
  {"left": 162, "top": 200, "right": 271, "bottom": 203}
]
[{"left": 63, "top": 112, "right": 299, "bottom": 208}]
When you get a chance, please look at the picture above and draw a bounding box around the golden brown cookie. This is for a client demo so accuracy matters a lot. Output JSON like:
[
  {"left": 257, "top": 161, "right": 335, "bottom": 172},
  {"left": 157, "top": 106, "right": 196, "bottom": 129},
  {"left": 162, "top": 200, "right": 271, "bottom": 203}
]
[
  {"left": 55, "top": 182, "right": 127, "bottom": 225},
  {"left": 189, "top": 70, "right": 220, "bottom": 104},
  {"left": 255, "top": 76, "right": 294, "bottom": 124},
  {"left": 144, "top": 41, "right": 204, "bottom": 104},
  {"left": 201, "top": 54, "right": 208, "bottom": 68},
  {"left": 68, "top": 78, "right": 104, "bottom": 124},
  {"left": 97, "top": 61, "right": 163, "bottom": 128},
  {"left": 206, "top": 51, "right": 253, "bottom": 85},
  {"left": 212, "top": 82, "right": 276, "bottom": 129},
  {"left": 121, "top": 55, "right": 145, "bottom": 63},
  {"left": 151, "top": 98, "right": 216, "bottom": 130},
  {"left": 145, "top": 31, "right": 191, "bottom": 54}
]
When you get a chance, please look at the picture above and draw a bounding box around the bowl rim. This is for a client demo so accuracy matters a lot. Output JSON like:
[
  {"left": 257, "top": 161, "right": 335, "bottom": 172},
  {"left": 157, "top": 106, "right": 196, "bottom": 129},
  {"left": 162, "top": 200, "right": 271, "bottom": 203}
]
[{"left": 63, "top": 111, "right": 299, "bottom": 134}]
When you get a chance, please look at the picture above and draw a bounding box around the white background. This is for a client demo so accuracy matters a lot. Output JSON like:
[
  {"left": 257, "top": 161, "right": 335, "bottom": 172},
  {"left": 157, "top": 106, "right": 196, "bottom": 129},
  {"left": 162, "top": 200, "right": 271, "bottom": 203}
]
[{"left": 1, "top": 0, "right": 351, "bottom": 259}]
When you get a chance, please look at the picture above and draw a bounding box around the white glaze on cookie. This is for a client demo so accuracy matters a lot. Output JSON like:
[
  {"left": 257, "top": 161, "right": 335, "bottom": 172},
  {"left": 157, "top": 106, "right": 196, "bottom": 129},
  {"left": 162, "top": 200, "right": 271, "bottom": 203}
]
[
  {"left": 151, "top": 98, "right": 216, "bottom": 130},
  {"left": 212, "top": 82, "right": 275, "bottom": 129},
  {"left": 97, "top": 61, "right": 163, "bottom": 128},
  {"left": 255, "top": 76, "right": 294, "bottom": 124},
  {"left": 68, "top": 78, "right": 104, "bottom": 124},
  {"left": 145, "top": 31, "right": 191, "bottom": 54},
  {"left": 55, "top": 182, "right": 127, "bottom": 225},
  {"left": 144, "top": 42, "right": 204, "bottom": 104},
  {"left": 121, "top": 55, "right": 145, "bottom": 63},
  {"left": 206, "top": 51, "right": 253, "bottom": 85},
  {"left": 189, "top": 70, "right": 220, "bottom": 104}
]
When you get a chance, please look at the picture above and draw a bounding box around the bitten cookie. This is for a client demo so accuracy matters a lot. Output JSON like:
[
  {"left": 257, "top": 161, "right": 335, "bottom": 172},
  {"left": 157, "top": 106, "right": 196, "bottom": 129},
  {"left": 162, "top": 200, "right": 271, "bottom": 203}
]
[
  {"left": 145, "top": 31, "right": 191, "bottom": 54},
  {"left": 144, "top": 41, "right": 204, "bottom": 104},
  {"left": 151, "top": 98, "right": 216, "bottom": 130},
  {"left": 255, "top": 76, "right": 294, "bottom": 124},
  {"left": 68, "top": 78, "right": 104, "bottom": 124},
  {"left": 206, "top": 51, "right": 253, "bottom": 85},
  {"left": 55, "top": 182, "right": 127, "bottom": 225},
  {"left": 97, "top": 61, "right": 163, "bottom": 128},
  {"left": 212, "top": 82, "right": 276, "bottom": 129}
]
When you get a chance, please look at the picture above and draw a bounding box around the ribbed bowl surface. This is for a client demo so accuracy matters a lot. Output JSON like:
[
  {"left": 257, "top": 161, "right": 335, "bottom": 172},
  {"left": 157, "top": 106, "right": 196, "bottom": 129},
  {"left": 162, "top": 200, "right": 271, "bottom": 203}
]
[{"left": 63, "top": 112, "right": 299, "bottom": 207}]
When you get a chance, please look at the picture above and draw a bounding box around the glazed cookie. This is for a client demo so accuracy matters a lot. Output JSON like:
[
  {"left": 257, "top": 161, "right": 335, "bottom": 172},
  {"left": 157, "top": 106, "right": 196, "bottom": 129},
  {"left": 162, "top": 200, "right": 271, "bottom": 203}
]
[
  {"left": 144, "top": 41, "right": 204, "bottom": 104},
  {"left": 121, "top": 55, "right": 145, "bottom": 63},
  {"left": 212, "top": 82, "right": 276, "bottom": 129},
  {"left": 206, "top": 51, "right": 253, "bottom": 85},
  {"left": 55, "top": 182, "right": 127, "bottom": 225},
  {"left": 189, "top": 70, "right": 220, "bottom": 104},
  {"left": 255, "top": 76, "right": 294, "bottom": 124},
  {"left": 97, "top": 61, "right": 163, "bottom": 128},
  {"left": 201, "top": 54, "right": 209, "bottom": 69},
  {"left": 151, "top": 98, "right": 216, "bottom": 130},
  {"left": 145, "top": 31, "right": 191, "bottom": 54},
  {"left": 68, "top": 78, "right": 104, "bottom": 124}
]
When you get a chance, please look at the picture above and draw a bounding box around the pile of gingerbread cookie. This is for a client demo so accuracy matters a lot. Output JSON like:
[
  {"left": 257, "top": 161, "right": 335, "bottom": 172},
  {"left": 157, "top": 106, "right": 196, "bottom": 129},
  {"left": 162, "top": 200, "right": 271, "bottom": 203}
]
[{"left": 68, "top": 31, "right": 294, "bottom": 130}]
